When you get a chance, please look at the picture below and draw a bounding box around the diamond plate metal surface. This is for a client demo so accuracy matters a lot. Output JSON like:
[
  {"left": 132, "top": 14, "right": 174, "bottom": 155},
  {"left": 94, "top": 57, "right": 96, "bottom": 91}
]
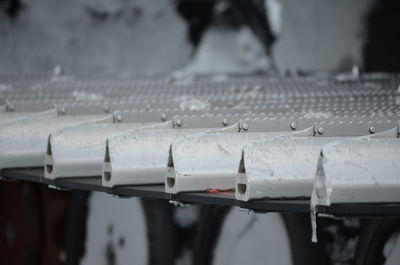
[{"left": 0, "top": 72, "right": 399, "bottom": 230}]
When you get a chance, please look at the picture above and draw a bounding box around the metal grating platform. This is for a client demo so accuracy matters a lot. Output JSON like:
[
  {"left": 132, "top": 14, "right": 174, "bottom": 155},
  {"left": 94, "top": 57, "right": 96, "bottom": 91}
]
[{"left": 0, "top": 71, "right": 399, "bottom": 234}]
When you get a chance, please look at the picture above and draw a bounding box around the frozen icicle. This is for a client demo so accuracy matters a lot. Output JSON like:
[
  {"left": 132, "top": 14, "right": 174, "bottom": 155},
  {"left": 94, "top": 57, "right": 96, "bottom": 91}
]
[
  {"left": 310, "top": 206, "right": 318, "bottom": 243},
  {"left": 310, "top": 151, "right": 330, "bottom": 243}
]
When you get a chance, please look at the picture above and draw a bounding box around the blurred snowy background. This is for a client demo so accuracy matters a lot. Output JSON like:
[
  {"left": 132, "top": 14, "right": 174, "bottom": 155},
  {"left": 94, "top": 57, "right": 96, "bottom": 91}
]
[{"left": 0, "top": 0, "right": 388, "bottom": 74}]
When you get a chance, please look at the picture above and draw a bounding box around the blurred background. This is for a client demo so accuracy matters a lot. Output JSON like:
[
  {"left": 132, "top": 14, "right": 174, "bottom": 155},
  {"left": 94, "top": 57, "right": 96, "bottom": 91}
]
[
  {"left": 1, "top": 0, "right": 399, "bottom": 265},
  {"left": 1, "top": 0, "right": 399, "bottom": 74}
]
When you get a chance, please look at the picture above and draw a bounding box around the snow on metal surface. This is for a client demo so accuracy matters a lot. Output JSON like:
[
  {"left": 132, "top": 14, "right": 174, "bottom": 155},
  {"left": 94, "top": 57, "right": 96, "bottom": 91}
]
[
  {"left": 312, "top": 137, "right": 400, "bottom": 206},
  {"left": 236, "top": 136, "right": 352, "bottom": 202},
  {"left": 0, "top": 110, "right": 112, "bottom": 171},
  {"left": 166, "top": 131, "right": 297, "bottom": 194},
  {"left": 310, "top": 128, "right": 400, "bottom": 242},
  {"left": 0, "top": 103, "right": 57, "bottom": 123},
  {"left": 0, "top": 72, "right": 400, "bottom": 222},
  {"left": 102, "top": 124, "right": 238, "bottom": 187},
  {"left": 0, "top": 110, "right": 50, "bottom": 124},
  {"left": 45, "top": 121, "right": 170, "bottom": 180}
]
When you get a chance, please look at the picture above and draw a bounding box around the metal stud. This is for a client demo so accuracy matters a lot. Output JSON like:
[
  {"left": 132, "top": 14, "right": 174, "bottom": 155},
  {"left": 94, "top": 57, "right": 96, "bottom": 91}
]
[
  {"left": 57, "top": 107, "right": 66, "bottom": 115},
  {"left": 5, "top": 101, "right": 15, "bottom": 112},
  {"left": 242, "top": 123, "right": 249, "bottom": 131},
  {"left": 369, "top": 126, "right": 376, "bottom": 134},
  {"left": 160, "top": 113, "right": 167, "bottom": 121},
  {"left": 317, "top": 127, "right": 324, "bottom": 135},
  {"left": 222, "top": 118, "right": 229, "bottom": 126},
  {"left": 175, "top": 119, "right": 183, "bottom": 127},
  {"left": 290, "top": 122, "right": 297, "bottom": 130},
  {"left": 103, "top": 105, "right": 110, "bottom": 113},
  {"left": 113, "top": 112, "right": 123, "bottom": 123}
]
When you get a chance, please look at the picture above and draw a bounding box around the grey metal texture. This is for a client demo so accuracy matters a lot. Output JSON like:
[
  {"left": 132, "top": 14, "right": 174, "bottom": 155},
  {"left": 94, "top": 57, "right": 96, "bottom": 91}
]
[
  {"left": 0, "top": 109, "right": 112, "bottom": 171},
  {"left": 102, "top": 122, "right": 239, "bottom": 187},
  {"left": 236, "top": 136, "right": 350, "bottom": 202},
  {"left": 0, "top": 111, "right": 47, "bottom": 124},
  {"left": 2, "top": 72, "right": 399, "bottom": 106},
  {"left": 0, "top": 71, "right": 400, "bottom": 229},
  {"left": 166, "top": 126, "right": 312, "bottom": 194},
  {"left": 44, "top": 121, "right": 170, "bottom": 180},
  {"left": 308, "top": 127, "right": 400, "bottom": 242},
  {"left": 311, "top": 128, "right": 400, "bottom": 207}
]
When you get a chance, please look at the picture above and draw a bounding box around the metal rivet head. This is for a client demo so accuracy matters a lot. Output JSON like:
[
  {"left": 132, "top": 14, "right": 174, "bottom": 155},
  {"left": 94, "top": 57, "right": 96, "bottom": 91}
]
[
  {"left": 53, "top": 65, "right": 63, "bottom": 76},
  {"left": 290, "top": 122, "right": 297, "bottom": 130},
  {"left": 242, "top": 123, "right": 249, "bottom": 131},
  {"left": 160, "top": 113, "right": 167, "bottom": 121},
  {"left": 175, "top": 119, "right": 182, "bottom": 127},
  {"left": 222, "top": 118, "right": 229, "bottom": 126},
  {"left": 6, "top": 102, "right": 15, "bottom": 112},
  {"left": 57, "top": 107, "right": 66, "bottom": 115},
  {"left": 113, "top": 112, "right": 123, "bottom": 122},
  {"left": 369, "top": 126, "right": 376, "bottom": 134},
  {"left": 317, "top": 127, "right": 324, "bottom": 134},
  {"left": 103, "top": 105, "right": 110, "bottom": 113}
]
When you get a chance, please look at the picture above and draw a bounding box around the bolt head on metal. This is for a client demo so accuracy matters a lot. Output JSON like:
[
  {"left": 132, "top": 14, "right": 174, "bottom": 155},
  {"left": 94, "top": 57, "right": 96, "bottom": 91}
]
[
  {"left": 113, "top": 112, "right": 123, "bottom": 122},
  {"left": 53, "top": 65, "right": 63, "bottom": 76},
  {"left": 6, "top": 103, "right": 15, "bottom": 112},
  {"left": 103, "top": 105, "right": 110, "bottom": 113},
  {"left": 222, "top": 118, "right": 229, "bottom": 126},
  {"left": 57, "top": 107, "right": 66, "bottom": 115},
  {"left": 369, "top": 126, "right": 376, "bottom": 134},
  {"left": 160, "top": 113, "right": 167, "bottom": 121},
  {"left": 290, "top": 122, "right": 297, "bottom": 130},
  {"left": 242, "top": 123, "right": 249, "bottom": 131},
  {"left": 317, "top": 127, "right": 324, "bottom": 134},
  {"left": 175, "top": 119, "right": 183, "bottom": 127}
]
